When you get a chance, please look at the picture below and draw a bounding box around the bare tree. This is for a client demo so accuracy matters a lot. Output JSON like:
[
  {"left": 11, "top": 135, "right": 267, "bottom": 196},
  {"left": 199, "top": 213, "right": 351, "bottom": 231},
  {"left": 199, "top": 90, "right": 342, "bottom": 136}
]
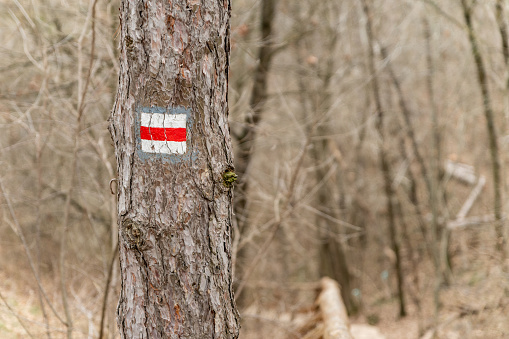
[
  {"left": 495, "top": 0, "right": 509, "bottom": 126},
  {"left": 292, "top": 1, "right": 357, "bottom": 314},
  {"left": 231, "top": 0, "right": 277, "bottom": 306},
  {"left": 461, "top": 0, "right": 505, "bottom": 256},
  {"left": 109, "top": 0, "right": 240, "bottom": 337},
  {"left": 233, "top": 0, "right": 277, "bottom": 230},
  {"left": 424, "top": 16, "right": 444, "bottom": 324},
  {"left": 361, "top": 0, "right": 406, "bottom": 317}
]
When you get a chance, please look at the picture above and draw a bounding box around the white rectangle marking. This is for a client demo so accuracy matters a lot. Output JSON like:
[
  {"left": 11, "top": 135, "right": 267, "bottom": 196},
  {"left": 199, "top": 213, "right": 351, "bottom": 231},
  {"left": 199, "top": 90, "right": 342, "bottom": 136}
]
[
  {"left": 141, "top": 112, "right": 186, "bottom": 128},
  {"left": 141, "top": 139, "right": 187, "bottom": 154}
]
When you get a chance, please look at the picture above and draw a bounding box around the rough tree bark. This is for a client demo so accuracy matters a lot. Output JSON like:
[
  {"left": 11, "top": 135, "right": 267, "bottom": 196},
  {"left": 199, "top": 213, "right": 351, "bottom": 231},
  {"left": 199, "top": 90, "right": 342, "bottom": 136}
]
[{"left": 109, "top": 0, "right": 240, "bottom": 337}]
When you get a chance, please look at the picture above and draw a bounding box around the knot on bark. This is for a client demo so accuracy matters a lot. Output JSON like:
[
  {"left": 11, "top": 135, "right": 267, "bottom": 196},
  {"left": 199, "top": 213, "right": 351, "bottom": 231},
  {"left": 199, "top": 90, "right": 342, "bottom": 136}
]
[{"left": 121, "top": 218, "right": 150, "bottom": 251}]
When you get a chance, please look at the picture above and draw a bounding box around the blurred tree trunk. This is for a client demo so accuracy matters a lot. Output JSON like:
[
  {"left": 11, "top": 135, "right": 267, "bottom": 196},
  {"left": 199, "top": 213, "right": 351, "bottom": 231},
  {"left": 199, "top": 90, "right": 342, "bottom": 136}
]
[
  {"left": 293, "top": 3, "right": 356, "bottom": 313},
  {"left": 461, "top": 0, "right": 505, "bottom": 256},
  {"left": 313, "top": 86, "right": 356, "bottom": 316},
  {"left": 495, "top": 0, "right": 509, "bottom": 126},
  {"left": 423, "top": 17, "right": 447, "bottom": 322},
  {"left": 233, "top": 0, "right": 277, "bottom": 305},
  {"left": 234, "top": 0, "right": 277, "bottom": 232},
  {"left": 316, "top": 168, "right": 356, "bottom": 315},
  {"left": 361, "top": 0, "right": 406, "bottom": 317},
  {"left": 309, "top": 102, "right": 355, "bottom": 315},
  {"left": 109, "top": 0, "right": 240, "bottom": 337}
]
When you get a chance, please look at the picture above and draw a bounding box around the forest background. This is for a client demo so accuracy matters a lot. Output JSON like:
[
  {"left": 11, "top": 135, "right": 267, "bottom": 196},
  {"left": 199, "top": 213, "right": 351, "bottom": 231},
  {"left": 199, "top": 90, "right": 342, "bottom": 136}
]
[{"left": 1, "top": 0, "right": 509, "bottom": 338}]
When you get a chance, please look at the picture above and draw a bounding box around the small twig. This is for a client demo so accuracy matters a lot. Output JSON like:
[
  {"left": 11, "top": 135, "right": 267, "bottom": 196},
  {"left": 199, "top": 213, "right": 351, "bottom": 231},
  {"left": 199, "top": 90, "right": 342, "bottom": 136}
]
[
  {"left": 8, "top": 9, "right": 44, "bottom": 71},
  {"left": 109, "top": 179, "right": 117, "bottom": 195},
  {"left": 98, "top": 245, "right": 118, "bottom": 339}
]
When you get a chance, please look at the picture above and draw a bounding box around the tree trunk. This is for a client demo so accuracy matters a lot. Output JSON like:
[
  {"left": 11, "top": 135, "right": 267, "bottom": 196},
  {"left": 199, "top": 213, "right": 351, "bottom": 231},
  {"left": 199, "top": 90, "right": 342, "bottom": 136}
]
[
  {"left": 313, "top": 125, "right": 355, "bottom": 316},
  {"left": 361, "top": 0, "right": 406, "bottom": 317},
  {"left": 109, "top": 0, "right": 240, "bottom": 337},
  {"left": 461, "top": 0, "right": 505, "bottom": 256},
  {"left": 232, "top": 0, "right": 277, "bottom": 307},
  {"left": 234, "top": 0, "right": 277, "bottom": 229},
  {"left": 293, "top": 18, "right": 356, "bottom": 314}
]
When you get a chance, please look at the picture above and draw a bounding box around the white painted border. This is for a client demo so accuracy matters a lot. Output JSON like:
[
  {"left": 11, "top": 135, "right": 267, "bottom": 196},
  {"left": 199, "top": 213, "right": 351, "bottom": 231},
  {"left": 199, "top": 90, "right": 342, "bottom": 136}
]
[
  {"left": 140, "top": 112, "right": 186, "bottom": 129},
  {"left": 141, "top": 139, "right": 187, "bottom": 155}
]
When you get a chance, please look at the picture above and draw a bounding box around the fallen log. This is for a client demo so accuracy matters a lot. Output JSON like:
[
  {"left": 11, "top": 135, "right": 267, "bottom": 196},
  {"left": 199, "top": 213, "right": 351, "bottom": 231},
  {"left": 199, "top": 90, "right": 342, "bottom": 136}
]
[
  {"left": 318, "top": 277, "right": 353, "bottom": 339},
  {"left": 443, "top": 160, "right": 489, "bottom": 230},
  {"left": 447, "top": 214, "right": 501, "bottom": 230},
  {"left": 455, "top": 175, "right": 486, "bottom": 220},
  {"left": 444, "top": 160, "right": 477, "bottom": 185}
]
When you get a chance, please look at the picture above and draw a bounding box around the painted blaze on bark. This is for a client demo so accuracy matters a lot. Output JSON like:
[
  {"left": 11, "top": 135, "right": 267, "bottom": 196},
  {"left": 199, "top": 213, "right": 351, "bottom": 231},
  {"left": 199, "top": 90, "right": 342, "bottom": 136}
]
[{"left": 109, "top": 0, "right": 239, "bottom": 338}]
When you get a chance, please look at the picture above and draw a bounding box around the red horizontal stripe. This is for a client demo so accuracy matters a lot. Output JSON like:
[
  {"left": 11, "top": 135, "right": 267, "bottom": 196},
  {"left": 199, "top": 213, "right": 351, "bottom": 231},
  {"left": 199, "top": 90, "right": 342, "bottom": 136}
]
[{"left": 140, "top": 126, "right": 186, "bottom": 142}]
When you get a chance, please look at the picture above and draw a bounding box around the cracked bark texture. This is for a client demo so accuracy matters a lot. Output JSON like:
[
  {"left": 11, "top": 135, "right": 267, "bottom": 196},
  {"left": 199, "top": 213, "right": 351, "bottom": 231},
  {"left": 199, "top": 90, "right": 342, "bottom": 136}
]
[{"left": 109, "top": 0, "right": 240, "bottom": 338}]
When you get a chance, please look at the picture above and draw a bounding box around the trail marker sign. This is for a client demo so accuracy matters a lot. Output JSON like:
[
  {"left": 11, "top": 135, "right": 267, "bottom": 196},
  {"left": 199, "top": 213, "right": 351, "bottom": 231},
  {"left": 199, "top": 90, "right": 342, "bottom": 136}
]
[{"left": 139, "top": 108, "right": 187, "bottom": 155}]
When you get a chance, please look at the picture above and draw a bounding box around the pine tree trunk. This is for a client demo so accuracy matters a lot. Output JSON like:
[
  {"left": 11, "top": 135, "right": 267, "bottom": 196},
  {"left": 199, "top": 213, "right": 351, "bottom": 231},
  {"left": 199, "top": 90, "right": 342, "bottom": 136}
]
[{"left": 109, "top": 0, "right": 240, "bottom": 337}]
